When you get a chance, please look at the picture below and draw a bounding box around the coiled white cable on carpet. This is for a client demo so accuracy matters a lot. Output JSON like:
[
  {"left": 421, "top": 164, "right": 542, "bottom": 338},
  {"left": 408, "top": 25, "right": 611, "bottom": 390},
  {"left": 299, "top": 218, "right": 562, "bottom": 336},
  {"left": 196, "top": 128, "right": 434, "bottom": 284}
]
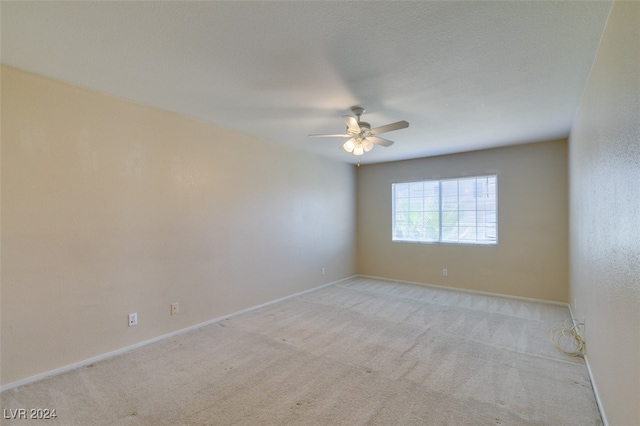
[{"left": 549, "top": 319, "right": 585, "bottom": 356}]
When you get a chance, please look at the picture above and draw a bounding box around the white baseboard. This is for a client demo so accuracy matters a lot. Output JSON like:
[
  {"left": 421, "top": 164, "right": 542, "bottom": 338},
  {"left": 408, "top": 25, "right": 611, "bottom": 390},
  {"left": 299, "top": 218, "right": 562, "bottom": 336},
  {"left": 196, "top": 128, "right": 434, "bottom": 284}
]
[
  {"left": 568, "top": 305, "right": 608, "bottom": 426},
  {"left": 0, "top": 276, "right": 355, "bottom": 393},
  {"left": 356, "top": 274, "right": 569, "bottom": 307}
]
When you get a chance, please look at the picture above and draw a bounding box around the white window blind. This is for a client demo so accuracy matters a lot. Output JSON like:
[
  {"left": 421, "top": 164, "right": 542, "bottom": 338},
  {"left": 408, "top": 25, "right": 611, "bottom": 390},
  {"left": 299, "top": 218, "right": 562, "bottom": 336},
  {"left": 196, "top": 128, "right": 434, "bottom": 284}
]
[{"left": 392, "top": 175, "right": 497, "bottom": 245}]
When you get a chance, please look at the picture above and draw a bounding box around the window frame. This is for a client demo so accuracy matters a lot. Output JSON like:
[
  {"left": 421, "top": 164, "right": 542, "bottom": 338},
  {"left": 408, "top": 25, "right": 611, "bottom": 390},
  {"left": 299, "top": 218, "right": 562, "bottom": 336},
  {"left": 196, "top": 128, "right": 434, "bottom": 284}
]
[{"left": 391, "top": 174, "right": 498, "bottom": 246}]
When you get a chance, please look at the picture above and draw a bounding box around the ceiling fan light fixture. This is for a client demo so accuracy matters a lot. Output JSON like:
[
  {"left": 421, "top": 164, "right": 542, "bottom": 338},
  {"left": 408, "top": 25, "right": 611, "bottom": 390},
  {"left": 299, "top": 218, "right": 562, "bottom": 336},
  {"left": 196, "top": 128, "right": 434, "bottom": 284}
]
[
  {"left": 353, "top": 144, "right": 364, "bottom": 156},
  {"left": 363, "top": 140, "right": 374, "bottom": 152},
  {"left": 343, "top": 139, "right": 355, "bottom": 153}
]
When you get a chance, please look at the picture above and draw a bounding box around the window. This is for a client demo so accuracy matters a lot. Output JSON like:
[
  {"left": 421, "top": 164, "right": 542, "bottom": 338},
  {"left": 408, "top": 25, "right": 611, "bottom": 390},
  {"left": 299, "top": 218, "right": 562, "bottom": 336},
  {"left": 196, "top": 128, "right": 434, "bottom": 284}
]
[{"left": 392, "top": 175, "right": 497, "bottom": 245}]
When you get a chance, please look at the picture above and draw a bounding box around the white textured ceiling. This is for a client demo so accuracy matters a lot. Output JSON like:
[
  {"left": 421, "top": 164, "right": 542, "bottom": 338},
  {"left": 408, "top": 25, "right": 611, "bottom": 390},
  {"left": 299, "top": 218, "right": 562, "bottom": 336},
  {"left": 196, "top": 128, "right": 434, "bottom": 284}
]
[{"left": 1, "top": 1, "right": 612, "bottom": 164}]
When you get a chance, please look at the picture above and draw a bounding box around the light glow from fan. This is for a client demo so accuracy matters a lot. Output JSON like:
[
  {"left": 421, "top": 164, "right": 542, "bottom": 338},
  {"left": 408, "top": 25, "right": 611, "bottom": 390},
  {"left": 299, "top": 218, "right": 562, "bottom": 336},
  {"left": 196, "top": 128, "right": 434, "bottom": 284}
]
[
  {"left": 344, "top": 137, "right": 373, "bottom": 156},
  {"left": 342, "top": 139, "right": 355, "bottom": 153}
]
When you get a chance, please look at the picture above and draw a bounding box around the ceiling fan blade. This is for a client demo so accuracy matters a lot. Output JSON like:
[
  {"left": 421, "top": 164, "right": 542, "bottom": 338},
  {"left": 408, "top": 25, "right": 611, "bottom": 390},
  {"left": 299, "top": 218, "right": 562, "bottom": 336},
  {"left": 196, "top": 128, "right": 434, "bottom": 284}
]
[
  {"left": 342, "top": 115, "right": 360, "bottom": 132},
  {"left": 308, "top": 133, "right": 351, "bottom": 138},
  {"left": 370, "top": 120, "right": 409, "bottom": 135},
  {"left": 368, "top": 136, "right": 395, "bottom": 147}
]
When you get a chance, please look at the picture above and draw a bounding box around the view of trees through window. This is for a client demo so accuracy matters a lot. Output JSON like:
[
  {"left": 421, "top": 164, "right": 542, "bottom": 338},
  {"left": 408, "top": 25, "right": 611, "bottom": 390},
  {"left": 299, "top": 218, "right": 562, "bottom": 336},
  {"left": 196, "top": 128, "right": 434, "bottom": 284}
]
[{"left": 392, "top": 175, "right": 497, "bottom": 245}]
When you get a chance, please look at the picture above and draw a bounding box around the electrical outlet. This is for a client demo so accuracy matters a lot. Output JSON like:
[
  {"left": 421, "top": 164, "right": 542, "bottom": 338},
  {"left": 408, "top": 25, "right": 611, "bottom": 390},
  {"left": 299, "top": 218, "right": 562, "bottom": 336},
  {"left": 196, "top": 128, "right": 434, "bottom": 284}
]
[
  {"left": 321, "top": 267, "right": 325, "bottom": 275},
  {"left": 128, "top": 312, "right": 138, "bottom": 327},
  {"left": 442, "top": 269, "right": 448, "bottom": 276},
  {"left": 171, "top": 302, "right": 179, "bottom": 315}
]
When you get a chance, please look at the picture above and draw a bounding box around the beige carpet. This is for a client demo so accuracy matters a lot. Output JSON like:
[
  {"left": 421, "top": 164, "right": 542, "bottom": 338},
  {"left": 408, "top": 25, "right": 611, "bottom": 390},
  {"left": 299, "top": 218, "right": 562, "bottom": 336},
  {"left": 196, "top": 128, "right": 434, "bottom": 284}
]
[{"left": 1, "top": 277, "right": 601, "bottom": 425}]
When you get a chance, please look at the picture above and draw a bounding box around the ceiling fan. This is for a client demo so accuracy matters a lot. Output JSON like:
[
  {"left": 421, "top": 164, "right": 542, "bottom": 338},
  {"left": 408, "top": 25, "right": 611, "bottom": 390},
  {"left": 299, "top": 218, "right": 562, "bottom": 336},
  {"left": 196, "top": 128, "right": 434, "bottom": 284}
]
[{"left": 309, "top": 106, "right": 409, "bottom": 156}]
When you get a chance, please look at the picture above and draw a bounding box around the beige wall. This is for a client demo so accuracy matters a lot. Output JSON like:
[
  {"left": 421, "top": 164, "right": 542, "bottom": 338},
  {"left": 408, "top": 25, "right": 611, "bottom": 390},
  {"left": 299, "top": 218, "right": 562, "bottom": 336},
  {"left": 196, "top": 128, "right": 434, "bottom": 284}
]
[
  {"left": 0, "top": 66, "right": 356, "bottom": 386},
  {"left": 569, "top": 1, "right": 640, "bottom": 424},
  {"left": 356, "top": 140, "right": 568, "bottom": 302}
]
